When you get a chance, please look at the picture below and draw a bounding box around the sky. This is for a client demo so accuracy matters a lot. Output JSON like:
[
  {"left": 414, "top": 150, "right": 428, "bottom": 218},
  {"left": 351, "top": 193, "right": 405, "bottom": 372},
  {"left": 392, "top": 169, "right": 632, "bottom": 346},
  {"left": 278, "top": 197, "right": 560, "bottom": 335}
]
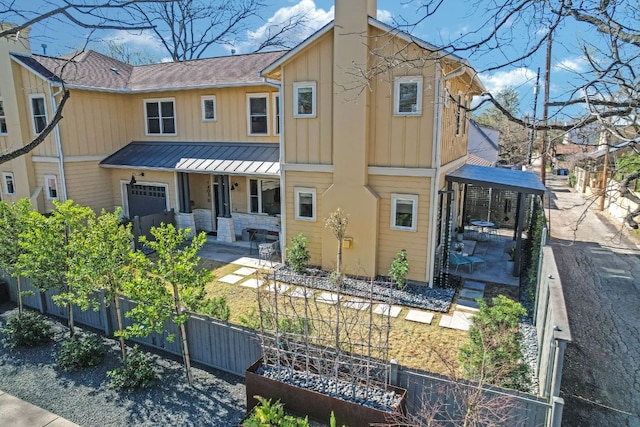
[{"left": 10, "top": 0, "right": 601, "bottom": 122}]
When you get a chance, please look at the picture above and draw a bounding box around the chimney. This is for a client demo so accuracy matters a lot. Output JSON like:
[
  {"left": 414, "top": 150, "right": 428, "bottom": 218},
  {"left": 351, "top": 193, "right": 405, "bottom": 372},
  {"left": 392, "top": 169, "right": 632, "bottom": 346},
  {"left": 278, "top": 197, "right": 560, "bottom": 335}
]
[{"left": 0, "top": 22, "right": 32, "bottom": 54}]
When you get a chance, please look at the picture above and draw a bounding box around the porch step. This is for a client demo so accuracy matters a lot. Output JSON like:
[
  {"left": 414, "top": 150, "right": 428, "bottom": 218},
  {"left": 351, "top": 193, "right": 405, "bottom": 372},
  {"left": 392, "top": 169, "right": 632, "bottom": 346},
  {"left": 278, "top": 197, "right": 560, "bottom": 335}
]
[
  {"left": 463, "top": 281, "right": 486, "bottom": 292},
  {"left": 459, "top": 288, "right": 483, "bottom": 300},
  {"left": 456, "top": 298, "right": 481, "bottom": 312}
]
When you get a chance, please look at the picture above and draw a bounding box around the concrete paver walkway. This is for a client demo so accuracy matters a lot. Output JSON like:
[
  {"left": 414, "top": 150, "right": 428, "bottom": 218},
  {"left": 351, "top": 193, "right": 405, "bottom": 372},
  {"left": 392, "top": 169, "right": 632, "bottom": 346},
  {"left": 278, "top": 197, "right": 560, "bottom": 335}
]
[{"left": 0, "top": 390, "right": 80, "bottom": 427}]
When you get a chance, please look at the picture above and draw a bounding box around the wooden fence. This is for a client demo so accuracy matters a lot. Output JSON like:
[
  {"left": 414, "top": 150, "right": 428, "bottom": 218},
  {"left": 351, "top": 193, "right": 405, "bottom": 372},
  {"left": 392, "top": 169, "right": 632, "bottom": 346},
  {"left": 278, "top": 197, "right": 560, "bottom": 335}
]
[{"left": 131, "top": 209, "right": 175, "bottom": 250}]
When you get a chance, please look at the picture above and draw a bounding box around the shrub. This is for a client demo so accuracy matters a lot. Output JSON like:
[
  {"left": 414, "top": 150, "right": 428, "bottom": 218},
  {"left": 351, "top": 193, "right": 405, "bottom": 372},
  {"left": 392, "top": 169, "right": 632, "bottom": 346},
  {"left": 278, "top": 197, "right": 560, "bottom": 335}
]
[
  {"left": 286, "top": 234, "right": 310, "bottom": 274},
  {"left": 567, "top": 172, "right": 577, "bottom": 187},
  {"left": 389, "top": 249, "right": 409, "bottom": 289},
  {"left": 3, "top": 311, "right": 51, "bottom": 348},
  {"left": 56, "top": 334, "right": 105, "bottom": 371},
  {"left": 458, "top": 295, "right": 530, "bottom": 391},
  {"left": 201, "top": 296, "right": 231, "bottom": 321},
  {"left": 107, "top": 345, "right": 157, "bottom": 390},
  {"left": 243, "top": 396, "right": 310, "bottom": 427}
]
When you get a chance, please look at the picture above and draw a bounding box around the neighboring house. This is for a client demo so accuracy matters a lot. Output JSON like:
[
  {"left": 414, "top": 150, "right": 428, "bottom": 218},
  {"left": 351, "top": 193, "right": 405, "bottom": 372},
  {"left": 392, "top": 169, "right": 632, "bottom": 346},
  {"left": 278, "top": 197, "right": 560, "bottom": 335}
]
[
  {"left": 467, "top": 119, "right": 499, "bottom": 167},
  {"left": 0, "top": 0, "right": 485, "bottom": 285}
]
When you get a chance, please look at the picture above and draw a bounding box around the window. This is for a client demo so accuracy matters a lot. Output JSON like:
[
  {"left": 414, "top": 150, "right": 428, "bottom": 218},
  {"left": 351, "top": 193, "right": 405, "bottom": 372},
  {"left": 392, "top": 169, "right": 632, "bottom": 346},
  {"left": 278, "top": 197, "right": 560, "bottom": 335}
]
[
  {"left": 0, "top": 98, "right": 7, "bottom": 135},
  {"left": 29, "top": 94, "right": 47, "bottom": 134},
  {"left": 2, "top": 172, "right": 14, "bottom": 195},
  {"left": 145, "top": 98, "right": 176, "bottom": 135},
  {"left": 391, "top": 193, "right": 418, "bottom": 231},
  {"left": 293, "top": 82, "right": 316, "bottom": 117},
  {"left": 248, "top": 178, "right": 281, "bottom": 215},
  {"left": 44, "top": 175, "right": 58, "bottom": 200},
  {"left": 273, "top": 94, "right": 280, "bottom": 135},
  {"left": 247, "top": 94, "right": 269, "bottom": 135},
  {"left": 201, "top": 96, "right": 216, "bottom": 121},
  {"left": 295, "top": 187, "right": 316, "bottom": 221},
  {"left": 394, "top": 76, "right": 422, "bottom": 115}
]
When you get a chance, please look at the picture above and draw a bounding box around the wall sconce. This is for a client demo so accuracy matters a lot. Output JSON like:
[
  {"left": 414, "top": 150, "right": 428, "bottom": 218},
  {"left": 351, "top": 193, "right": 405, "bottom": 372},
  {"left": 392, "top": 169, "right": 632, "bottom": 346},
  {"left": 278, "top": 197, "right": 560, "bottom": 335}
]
[
  {"left": 230, "top": 182, "right": 239, "bottom": 190},
  {"left": 129, "top": 172, "right": 144, "bottom": 186}
]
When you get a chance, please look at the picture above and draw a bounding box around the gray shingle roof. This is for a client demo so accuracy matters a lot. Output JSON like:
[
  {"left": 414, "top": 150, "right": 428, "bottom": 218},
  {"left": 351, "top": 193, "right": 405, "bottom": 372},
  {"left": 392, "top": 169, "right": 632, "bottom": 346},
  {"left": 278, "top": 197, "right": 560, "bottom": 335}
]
[{"left": 100, "top": 141, "right": 280, "bottom": 176}]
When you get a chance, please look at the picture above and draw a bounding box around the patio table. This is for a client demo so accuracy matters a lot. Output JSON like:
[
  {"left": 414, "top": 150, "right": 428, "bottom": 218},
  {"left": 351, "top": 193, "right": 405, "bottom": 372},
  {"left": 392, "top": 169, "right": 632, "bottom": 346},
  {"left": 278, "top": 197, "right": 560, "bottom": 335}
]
[{"left": 471, "top": 221, "right": 494, "bottom": 242}]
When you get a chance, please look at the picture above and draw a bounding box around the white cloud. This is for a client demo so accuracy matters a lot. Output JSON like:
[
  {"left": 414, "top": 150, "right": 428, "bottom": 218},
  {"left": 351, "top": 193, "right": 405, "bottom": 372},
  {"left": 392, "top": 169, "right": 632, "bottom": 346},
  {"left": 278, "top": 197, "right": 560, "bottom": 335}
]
[
  {"left": 234, "top": 0, "right": 333, "bottom": 54},
  {"left": 377, "top": 9, "right": 394, "bottom": 24},
  {"left": 101, "top": 30, "right": 163, "bottom": 51},
  {"left": 553, "top": 57, "right": 587, "bottom": 73},
  {"left": 479, "top": 67, "right": 537, "bottom": 93}
]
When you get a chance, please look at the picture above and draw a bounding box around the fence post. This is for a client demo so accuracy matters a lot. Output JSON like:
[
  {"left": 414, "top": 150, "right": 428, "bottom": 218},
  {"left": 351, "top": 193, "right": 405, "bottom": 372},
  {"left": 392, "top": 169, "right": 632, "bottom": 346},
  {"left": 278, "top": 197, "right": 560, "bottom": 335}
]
[
  {"left": 549, "top": 396, "right": 564, "bottom": 426},
  {"left": 389, "top": 359, "right": 399, "bottom": 386},
  {"left": 100, "top": 292, "right": 112, "bottom": 336}
]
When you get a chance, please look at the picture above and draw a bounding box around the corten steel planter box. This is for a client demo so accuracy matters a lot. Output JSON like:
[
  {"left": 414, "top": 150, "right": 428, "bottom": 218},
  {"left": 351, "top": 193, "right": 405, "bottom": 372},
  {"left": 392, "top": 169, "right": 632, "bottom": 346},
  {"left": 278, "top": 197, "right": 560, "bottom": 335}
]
[{"left": 245, "top": 358, "right": 406, "bottom": 427}]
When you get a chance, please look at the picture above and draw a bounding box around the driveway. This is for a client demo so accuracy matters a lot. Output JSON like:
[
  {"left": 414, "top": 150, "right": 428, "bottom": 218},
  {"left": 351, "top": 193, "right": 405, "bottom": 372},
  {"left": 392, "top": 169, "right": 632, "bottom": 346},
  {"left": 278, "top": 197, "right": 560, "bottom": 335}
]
[{"left": 546, "top": 174, "right": 640, "bottom": 427}]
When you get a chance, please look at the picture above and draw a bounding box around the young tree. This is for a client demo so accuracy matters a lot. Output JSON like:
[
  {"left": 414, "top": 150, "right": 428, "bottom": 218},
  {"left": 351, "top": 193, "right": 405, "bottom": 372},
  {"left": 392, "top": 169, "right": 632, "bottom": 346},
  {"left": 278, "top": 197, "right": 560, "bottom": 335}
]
[
  {"left": 324, "top": 208, "right": 349, "bottom": 279},
  {"left": 122, "top": 223, "right": 211, "bottom": 384},
  {"left": 19, "top": 200, "right": 94, "bottom": 337},
  {"left": 0, "top": 199, "right": 33, "bottom": 315}
]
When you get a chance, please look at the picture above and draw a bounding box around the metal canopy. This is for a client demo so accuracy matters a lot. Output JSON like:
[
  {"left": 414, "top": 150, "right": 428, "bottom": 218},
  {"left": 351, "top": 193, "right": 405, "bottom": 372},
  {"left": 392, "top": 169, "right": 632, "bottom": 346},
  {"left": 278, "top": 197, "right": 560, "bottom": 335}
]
[
  {"left": 100, "top": 141, "right": 280, "bottom": 176},
  {"left": 446, "top": 164, "right": 546, "bottom": 195}
]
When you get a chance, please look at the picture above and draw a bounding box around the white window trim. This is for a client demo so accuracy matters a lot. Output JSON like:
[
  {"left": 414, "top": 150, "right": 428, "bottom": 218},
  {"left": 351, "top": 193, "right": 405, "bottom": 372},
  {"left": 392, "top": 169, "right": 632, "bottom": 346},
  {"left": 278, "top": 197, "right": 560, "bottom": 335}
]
[
  {"left": 293, "top": 81, "right": 316, "bottom": 118},
  {"left": 294, "top": 187, "right": 316, "bottom": 221},
  {"left": 144, "top": 97, "right": 177, "bottom": 136},
  {"left": 391, "top": 193, "right": 418, "bottom": 231},
  {"left": 246, "top": 93, "right": 270, "bottom": 136},
  {"left": 29, "top": 93, "right": 48, "bottom": 135},
  {"left": 272, "top": 93, "right": 281, "bottom": 136},
  {"left": 2, "top": 172, "right": 14, "bottom": 195},
  {"left": 0, "top": 97, "right": 7, "bottom": 135},
  {"left": 247, "top": 178, "right": 264, "bottom": 214},
  {"left": 394, "top": 76, "right": 423, "bottom": 116},
  {"left": 201, "top": 95, "right": 217, "bottom": 122},
  {"left": 44, "top": 174, "right": 58, "bottom": 200},
  {"left": 455, "top": 93, "right": 462, "bottom": 136}
]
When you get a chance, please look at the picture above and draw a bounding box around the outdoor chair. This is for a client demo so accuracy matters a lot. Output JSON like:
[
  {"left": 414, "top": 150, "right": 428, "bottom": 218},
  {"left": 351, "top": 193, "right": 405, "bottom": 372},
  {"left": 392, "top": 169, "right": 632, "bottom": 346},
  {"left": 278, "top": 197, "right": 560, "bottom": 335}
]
[
  {"left": 449, "top": 252, "right": 472, "bottom": 273},
  {"left": 487, "top": 222, "right": 501, "bottom": 240},
  {"left": 465, "top": 255, "right": 485, "bottom": 272},
  {"left": 259, "top": 240, "right": 279, "bottom": 266},
  {"left": 250, "top": 229, "right": 268, "bottom": 254}
]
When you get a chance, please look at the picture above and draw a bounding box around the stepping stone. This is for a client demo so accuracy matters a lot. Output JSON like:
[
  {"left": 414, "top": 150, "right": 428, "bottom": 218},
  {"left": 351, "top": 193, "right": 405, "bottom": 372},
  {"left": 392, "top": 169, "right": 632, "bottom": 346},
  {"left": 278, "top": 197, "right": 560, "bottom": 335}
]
[
  {"left": 457, "top": 299, "right": 480, "bottom": 311},
  {"left": 373, "top": 304, "right": 402, "bottom": 318},
  {"left": 439, "top": 311, "right": 474, "bottom": 331},
  {"left": 219, "top": 274, "right": 243, "bottom": 284},
  {"left": 266, "top": 283, "right": 289, "bottom": 293},
  {"left": 463, "top": 281, "right": 486, "bottom": 292},
  {"left": 460, "top": 288, "right": 483, "bottom": 300},
  {"left": 316, "top": 292, "right": 340, "bottom": 304},
  {"left": 344, "top": 299, "right": 371, "bottom": 311},
  {"left": 240, "top": 278, "right": 263, "bottom": 288},
  {"left": 234, "top": 267, "right": 256, "bottom": 276},
  {"left": 289, "top": 287, "right": 315, "bottom": 299},
  {"left": 405, "top": 309, "right": 434, "bottom": 324}
]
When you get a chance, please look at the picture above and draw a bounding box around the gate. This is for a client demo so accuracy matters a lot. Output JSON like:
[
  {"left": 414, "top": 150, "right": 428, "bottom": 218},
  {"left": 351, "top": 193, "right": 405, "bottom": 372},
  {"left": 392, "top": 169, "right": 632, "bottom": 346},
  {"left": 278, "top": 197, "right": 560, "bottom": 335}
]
[{"left": 131, "top": 209, "right": 175, "bottom": 250}]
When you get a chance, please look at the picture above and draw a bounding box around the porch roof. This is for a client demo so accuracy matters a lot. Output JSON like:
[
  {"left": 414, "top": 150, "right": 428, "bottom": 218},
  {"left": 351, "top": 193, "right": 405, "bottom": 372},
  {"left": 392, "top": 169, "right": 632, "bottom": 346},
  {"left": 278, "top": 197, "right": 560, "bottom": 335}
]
[
  {"left": 99, "top": 141, "right": 280, "bottom": 176},
  {"left": 446, "top": 164, "right": 546, "bottom": 195}
]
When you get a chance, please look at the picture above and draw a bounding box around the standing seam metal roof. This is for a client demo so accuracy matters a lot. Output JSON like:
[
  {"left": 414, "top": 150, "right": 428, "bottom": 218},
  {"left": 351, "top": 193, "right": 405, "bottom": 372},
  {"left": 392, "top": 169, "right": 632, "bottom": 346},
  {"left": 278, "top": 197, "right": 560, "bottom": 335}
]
[
  {"left": 99, "top": 141, "right": 280, "bottom": 176},
  {"left": 446, "top": 164, "right": 546, "bottom": 195}
]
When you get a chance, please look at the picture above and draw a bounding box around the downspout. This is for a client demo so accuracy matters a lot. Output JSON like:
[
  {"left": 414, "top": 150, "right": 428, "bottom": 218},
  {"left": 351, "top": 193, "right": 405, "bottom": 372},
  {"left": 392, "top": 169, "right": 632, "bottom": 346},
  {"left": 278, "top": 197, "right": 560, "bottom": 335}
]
[
  {"left": 50, "top": 83, "right": 68, "bottom": 201},
  {"left": 263, "top": 77, "right": 285, "bottom": 261}
]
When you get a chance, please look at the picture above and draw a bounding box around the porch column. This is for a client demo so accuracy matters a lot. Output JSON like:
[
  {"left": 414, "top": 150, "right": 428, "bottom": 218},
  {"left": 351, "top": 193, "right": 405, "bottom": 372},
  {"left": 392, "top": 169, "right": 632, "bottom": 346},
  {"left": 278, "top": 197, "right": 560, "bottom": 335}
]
[{"left": 176, "top": 172, "right": 195, "bottom": 236}]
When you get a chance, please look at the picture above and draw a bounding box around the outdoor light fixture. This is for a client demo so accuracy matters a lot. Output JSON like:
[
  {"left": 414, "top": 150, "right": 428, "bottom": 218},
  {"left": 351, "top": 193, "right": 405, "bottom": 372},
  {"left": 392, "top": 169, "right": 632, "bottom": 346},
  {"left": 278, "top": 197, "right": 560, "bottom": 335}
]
[{"left": 129, "top": 172, "right": 144, "bottom": 186}]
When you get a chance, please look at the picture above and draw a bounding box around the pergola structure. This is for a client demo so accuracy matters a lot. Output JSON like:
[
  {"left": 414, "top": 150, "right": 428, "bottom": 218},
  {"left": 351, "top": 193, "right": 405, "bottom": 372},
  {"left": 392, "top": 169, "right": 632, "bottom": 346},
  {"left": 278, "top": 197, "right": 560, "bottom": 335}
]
[{"left": 444, "top": 164, "right": 547, "bottom": 276}]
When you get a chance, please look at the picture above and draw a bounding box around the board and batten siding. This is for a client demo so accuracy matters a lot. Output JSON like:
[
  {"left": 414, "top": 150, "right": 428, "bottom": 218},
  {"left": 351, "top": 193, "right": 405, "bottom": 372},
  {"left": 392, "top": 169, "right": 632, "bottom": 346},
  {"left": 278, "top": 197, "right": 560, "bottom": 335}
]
[
  {"left": 65, "top": 161, "right": 114, "bottom": 212},
  {"left": 281, "top": 31, "right": 333, "bottom": 165},
  {"left": 19, "top": 66, "right": 58, "bottom": 158},
  {"left": 33, "top": 162, "right": 59, "bottom": 212},
  {"left": 369, "top": 175, "right": 431, "bottom": 282},
  {"left": 439, "top": 65, "right": 473, "bottom": 166},
  {"left": 284, "top": 170, "right": 333, "bottom": 267}
]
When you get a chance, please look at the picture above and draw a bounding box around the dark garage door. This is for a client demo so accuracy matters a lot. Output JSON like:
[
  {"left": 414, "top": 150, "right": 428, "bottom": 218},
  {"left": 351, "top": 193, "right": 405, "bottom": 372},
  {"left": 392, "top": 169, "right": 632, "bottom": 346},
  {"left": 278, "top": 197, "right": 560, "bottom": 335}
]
[{"left": 127, "top": 184, "right": 167, "bottom": 218}]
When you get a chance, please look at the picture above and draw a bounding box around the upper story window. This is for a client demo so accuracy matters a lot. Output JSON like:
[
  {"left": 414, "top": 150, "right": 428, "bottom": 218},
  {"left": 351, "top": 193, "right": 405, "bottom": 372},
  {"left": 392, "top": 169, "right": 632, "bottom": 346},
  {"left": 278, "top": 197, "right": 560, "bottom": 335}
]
[
  {"left": 273, "top": 94, "right": 280, "bottom": 135},
  {"left": 391, "top": 193, "right": 418, "bottom": 231},
  {"left": 145, "top": 98, "right": 176, "bottom": 135},
  {"left": 248, "top": 178, "right": 281, "bottom": 215},
  {"left": 44, "top": 174, "right": 58, "bottom": 200},
  {"left": 247, "top": 93, "right": 269, "bottom": 135},
  {"left": 0, "top": 99, "right": 7, "bottom": 135},
  {"left": 394, "top": 76, "right": 422, "bottom": 116},
  {"left": 293, "top": 82, "right": 316, "bottom": 118},
  {"left": 295, "top": 187, "right": 316, "bottom": 221},
  {"left": 2, "top": 172, "right": 15, "bottom": 195},
  {"left": 201, "top": 96, "right": 216, "bottom": 121},
  {"left": 29, "top": 94, "right": 47, "bottom": 135}
]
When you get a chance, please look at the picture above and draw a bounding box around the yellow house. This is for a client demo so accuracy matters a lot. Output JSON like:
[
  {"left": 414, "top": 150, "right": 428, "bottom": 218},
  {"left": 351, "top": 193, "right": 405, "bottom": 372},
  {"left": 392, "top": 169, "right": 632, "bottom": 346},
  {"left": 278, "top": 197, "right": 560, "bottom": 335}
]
[
  {"left": 0, "top": 0, "right": 484, "bottom": 286},
  {"left": 262, "top": 0, "right": 484, "bottom": 284}
]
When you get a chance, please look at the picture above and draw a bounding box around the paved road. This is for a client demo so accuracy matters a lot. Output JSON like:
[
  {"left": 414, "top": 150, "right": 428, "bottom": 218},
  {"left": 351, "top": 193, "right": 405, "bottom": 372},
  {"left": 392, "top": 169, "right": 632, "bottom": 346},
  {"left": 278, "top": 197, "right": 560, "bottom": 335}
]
[{"left": 546, "top": 174, "right": 640, "bottom": 427}]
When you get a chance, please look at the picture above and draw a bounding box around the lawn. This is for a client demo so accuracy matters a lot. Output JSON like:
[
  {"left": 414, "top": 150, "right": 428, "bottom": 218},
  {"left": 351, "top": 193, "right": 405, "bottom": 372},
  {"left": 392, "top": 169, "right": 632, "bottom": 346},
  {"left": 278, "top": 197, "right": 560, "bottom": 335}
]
[{"left": 198, "top": 259, "right": 469, "bottom": 375}]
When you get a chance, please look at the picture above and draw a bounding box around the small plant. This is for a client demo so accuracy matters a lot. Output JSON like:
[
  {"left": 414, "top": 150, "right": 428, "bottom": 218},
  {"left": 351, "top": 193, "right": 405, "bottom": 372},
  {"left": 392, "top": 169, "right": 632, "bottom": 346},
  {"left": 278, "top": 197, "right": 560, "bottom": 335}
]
[
  {"left": 388, "top": 249, "right": 409, "bottom": 289},
  {"left": 505, "top": 246, "right": 516, "bottom": 261},
  {"left": 567, "top": 171, "right": 577, "bottom": 187},
  {"left": 200, "top": 296, "right": 231, "bottom": 321},
  {"left": 107, "top": 345, "right": 157, "bottom": 390},
  {"left": 287, "top": 233, "right": 310, "bottom": 274},
  {"left": 56, "top": 334, "right": 105, "bottom": 371},
  {"left": 3, "top": 311, "right": 51, "bottom": 348},
  {"left": 243, "top": 396, "right": 310, "bottom": 427}
]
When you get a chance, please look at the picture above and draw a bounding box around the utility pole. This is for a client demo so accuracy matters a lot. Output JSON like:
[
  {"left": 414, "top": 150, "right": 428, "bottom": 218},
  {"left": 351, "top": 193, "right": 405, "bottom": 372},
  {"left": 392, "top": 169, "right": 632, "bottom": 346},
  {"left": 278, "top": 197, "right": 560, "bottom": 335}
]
[
  {"left": 599, "top": 131, "right": 610, "bottom": 210},
  {"left": 527, "top": 68, "right": 541, "bottom": 165},
  {"left": 540, "top": 32, "right": 552, "bottom": 185}
]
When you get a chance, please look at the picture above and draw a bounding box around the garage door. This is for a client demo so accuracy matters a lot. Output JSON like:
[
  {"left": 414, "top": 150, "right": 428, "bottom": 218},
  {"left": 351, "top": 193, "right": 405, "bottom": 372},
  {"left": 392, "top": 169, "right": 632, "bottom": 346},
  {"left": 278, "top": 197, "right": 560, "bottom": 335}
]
[{"left": 127, "top": 184, "right": 167, "bottom": 218}]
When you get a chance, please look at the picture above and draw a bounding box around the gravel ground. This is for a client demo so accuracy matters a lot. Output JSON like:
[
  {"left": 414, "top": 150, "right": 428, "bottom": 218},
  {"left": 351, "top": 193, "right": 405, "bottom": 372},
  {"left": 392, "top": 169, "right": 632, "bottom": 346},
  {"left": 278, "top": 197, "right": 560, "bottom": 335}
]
[{"left": 0, "top": 303, "right": 247, "bottom": 427}]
